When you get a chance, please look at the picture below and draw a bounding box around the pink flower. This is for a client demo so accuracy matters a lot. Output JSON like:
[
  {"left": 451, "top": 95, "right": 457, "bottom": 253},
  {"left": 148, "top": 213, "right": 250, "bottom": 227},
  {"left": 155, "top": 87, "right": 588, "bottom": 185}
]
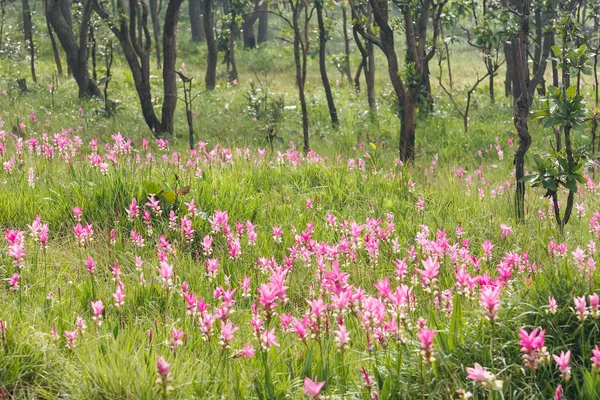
[
  {"left": 590, "top": 293, "right": 599, "bottom": 318},
  {"left": 479, "top": 285, "right": 502, "bottom": 322},
  {"left": 574, "top": 296, "right": 588, "bottom": 321},
  {"left": 333, "top": 323, "right": 350, "bottom": 352},
  {"left": 518, "top": 327, "right": 547, "bottom": 369},
  {"left": 64, "top": 329, "right": 78, "bottom": 348},
  {"left": 113, "top": 281, "right": 126, "bottom": 307},
  {"left": 466, "top": 363, "right": 502, "bottom": 391},
  {"left": 417, "top": 326, "right": 436, "bottom": 364},
  {"left": 218, "top": 320, "right": 239, "bottom": 349},
  {"left": 555, "top": 384, "right": 563, "bottom": 400},
  {"left": 548, "top": 296, "right": 558, "bottom": 314},
  {"left": 236, "top": 342, "right": 255, "bottom": 358},
  {"left": 260, "top": 328, "right": 279, "bottom": 350},
  {"left": 170, "top": 327, "right": 184, "bottom": 351},
  {"left": 552, "top": 350, "right": 571, "bottom": 381},
  {"left": 303, "top": 376, "right": 325, "bottom": 398},
  {"left": 415, "top": 257, "right": 440, "bottom": 287},
  {"left": 91, "top": 300, "right": 104, "bottom": 325},
  {"left": 591, "top": 345, "right": 600, "bottom": 372},
  {"left": 500, "top": 224, "right": 513, "bottom": 239},
  {"left": 156, "top": 356, "right": 170, "bottom": 377},
  {"left": 7, "top": 273, "right": 20, "bottom": 291},
  {"left": 85, "top": 256, "right": 96, "bottom": 274}
]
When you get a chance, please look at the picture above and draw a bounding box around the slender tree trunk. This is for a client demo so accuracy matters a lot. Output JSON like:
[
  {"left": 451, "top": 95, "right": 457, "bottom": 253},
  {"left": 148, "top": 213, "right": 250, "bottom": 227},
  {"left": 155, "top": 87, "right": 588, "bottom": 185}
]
[
  {"left": 22, "top": 0, "right": 36, "bottom": 82},
  {"left": 45, "top": 0, "right": 63, "bottom": 75},
  {"left": 513, "top": 0, "right": 532, "bottom": 222},
  {"left": 243, "top": 1, "right": 259, "bottom": 48},
  {"left": 503, "top": 42, "right": 513, "bottom": 97},
  {"left": 149, "top": 0, "right": 162, "bottom": 68},
  {"left": 400, "top": 91, "right": 417, "bottom": 162},
  {"left": 0, "top": 0, "right": 5, "bottom": 50},
  {"left": 161, "top": 0, "right": 183, "bottom": 134},
  {"left": 316, "top": 1, "right": 338, "bottom": 126},
  {"left": 342, "top": 5, "right": 352, "bottom": 85},
  {"left": 89, "top": 24, "right": 97, "bottom": 81},
  {"left": 366, "top": 41, "right": 376, "bottom": 111},
  {"left": 189, "top": 0, "right": 205, "bottom": 41},
  {"left": 257, "top": 1, "right": 268, "bottom": 43},
  {"left": 204, "top": 0, "right": 217, "bottom": 89}
]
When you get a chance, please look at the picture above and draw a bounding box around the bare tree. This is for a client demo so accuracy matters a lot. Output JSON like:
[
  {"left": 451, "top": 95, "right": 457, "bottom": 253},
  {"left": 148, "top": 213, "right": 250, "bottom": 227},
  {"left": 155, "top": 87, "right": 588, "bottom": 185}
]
[
  {"left": 316, "top": 0, "right": 339, "bottom": 125},
  {"left": 44, "top": 0, "right": 63, "bottom": 75},
  {"left": 92, "top": 0, "right": 184, "bottom": 137},
  {"left": 47, "top": 0, "right": 101, "bottom": 97}
]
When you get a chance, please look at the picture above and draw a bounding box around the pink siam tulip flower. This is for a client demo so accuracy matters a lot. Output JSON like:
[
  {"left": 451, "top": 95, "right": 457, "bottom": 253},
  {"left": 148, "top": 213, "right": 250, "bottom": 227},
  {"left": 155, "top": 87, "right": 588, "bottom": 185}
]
[
  {"left": 574, "top": 296, "right": 588, "bottom": 321},
  {"left": 553, "top": 350, "right": 571, "bottom": 381},
  {"left": 479, "top": 285, "right": 502, "bottom": 322},
  {"left": 500, "top": 224, "right": 513, "bottom": 239},
  {"left": 417, "top": 326, "right": 436, "bottom": 364},
  {"left": 126, "top": 198, "right": 140, "bottom": 219},
  {"left": 91, "top": 300, "right": 104, "bottom": 325},
  {"left": 333, "top": 323, "right": 350, "bottom": 352},
  {"left": 170, "top": 327, "right": 184, "bottom": 351},
  {"left": 465, "top": 363, "right": 502, "bottom": 391},
  {"left": 72, "top": 206, "right": 82, "bottom": 221},
  {"left": 85, "top": 256, "right": 96, "bottom": 274},
  {"left": 518, "top": 327, "right": 548, "bottom": 369},
  {"left": 548, "top": 296, "right": 558, "bottom": 314},
  {"left": 554, "top": 384, "right": 563, "bottom": 400},
  {"left": 7, "top": 273, "right": 20, "bottom": 291},
  {"left": 159, "top": 261, "right": 174, "bottom": 287},
  {"left": 591, "top": 346, "right": 600, "bottom": 373},
  {"left": 236, "top": 342, "right": 255, "bottom": 358},
  {"left": 272, "top": 225, "right": 283, "bottom": 243},
  {"left": 156, "top": 356, "right": 170, "bottom": 377},
  {"left": 64, "top": 329, "right": 78, "bottom": 348},
  {"left": 303, "top": 376, "right": 325, "bottom": 398},
  {"left": 482, "top": 240, "right": 494, "bottom": 260},
  {"left": 415, "top": 257, "right": 440, "bottom": 288},
  {"left": 113, "top": 281, "right": 125, "bottom": 308},
  {"left": 590, "top": 293, "right": 599, "bottom": 318},
  {"left": 201, "top": 235, "right": 213, "bottom": 255},
  {"left": 260, "top": 328, "right": 279, "bottom": 350},
  {"left": 0, "top": 319, "right": 6, "bottom": 342},
  {"left": 218, "top": 320, "right": 239, "bottom": 349},
  {"left": 76, "top": 316, "right": 87, "bottom": 333}
]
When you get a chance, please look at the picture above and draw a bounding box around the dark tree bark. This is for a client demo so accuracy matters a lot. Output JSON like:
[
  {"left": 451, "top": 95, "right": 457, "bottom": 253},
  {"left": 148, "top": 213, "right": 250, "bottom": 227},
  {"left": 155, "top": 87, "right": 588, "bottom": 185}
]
[
  {"left": 0, "top": 0, "right": 5, "bottom": 50},
  {"left": 257, "top": 0, "right": 268, "bottom": 43},
  {"left": 513, "top": 0, "right": 532, "bottom": 222},
  {"left": 222, "top": 0, "right": 238, "bottom": 80},
  {"left": 341, "top": 5, "right": 352, "bottom": 85},
  {"left": 149, "top": 0, "right": 162, "bottom": 68},
  {"left": 242, "top": 0, "right": 260, "bottom": 48},
  {"left": 351, "top": 5, "right": 376, "bottom": 111},
  {"left": 44, "top": 0, "right": 63, "bottom": 75},
  {"left": 22, "top": 0, "right": 36, "bottom": 82},
  {"left": 316, "top": 1, "right": 338, "bottom": 125},
  {"left": 503, "top": 42, "right": 513, "bottom": 97},
  {"left": 47, "top": 0, "right": 101, "bottom": 97},
  {"left": 189, "top": 0, "right": 205, "bottom": 41},
  {"left": 204, "top": 0, "right": 217, "bottom": 89},
  {"left": 92, "top": 0, "right": 184, "bottom": 137},
  {"left": 366, "top": 0, "right": 445, "bottom": 162}
]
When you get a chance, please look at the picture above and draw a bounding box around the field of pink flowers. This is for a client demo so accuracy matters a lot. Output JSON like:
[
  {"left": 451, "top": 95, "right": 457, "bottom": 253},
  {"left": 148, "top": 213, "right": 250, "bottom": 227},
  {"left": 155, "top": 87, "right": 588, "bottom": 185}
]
[{"left": 1, "top": 125, "right": 600, "bottom": 399}]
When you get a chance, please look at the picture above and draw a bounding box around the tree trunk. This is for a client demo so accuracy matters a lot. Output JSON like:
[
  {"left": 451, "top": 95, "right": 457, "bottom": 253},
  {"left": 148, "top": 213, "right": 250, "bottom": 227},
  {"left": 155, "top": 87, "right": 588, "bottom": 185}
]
[
  {"left": 316, "top": 2, "right": 338, "bottom": 126},
  {"left": 342, "top": 5, "right": 352, "bottom": 85},
  {"left": 243, "top": 3, "right": 258, "bottom": 48},
  {"left": 503, "top": 42, "right": 513, "bottom": 97},
  {"left": 513, "top": 0, "right": 532, "bottom": 222},
  {"left": 149, "top": 0, "right": 162, "bottom": 68},
  {"left": 366, "top": 41, "right": 376, "bottom": 111},
  {"left": 189, "top": 0, "right": 205, "bottom": 41},
  {"left": 161, "top": 0, "right": 183, "bottom": 134},
  {"left": 0, "top": 0, "right": 5, "bottom": 50},
  {"left": 204, "top": 0, "right": 217, "bottom": 89},
  {"left": 400, "top": 90, "right": 417, "bottom": 162},
  {"left": 22, "top": 0, "right": 36, "bottom": 82},
  {"left": 45, "top": 0, "right": 63, "bottom": 75},
  {"left": 47, "top": 0, "right": 100, "bottom": 97},
  {"left": 257, "top": 1, "right": 268, "bottom": 43}
]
